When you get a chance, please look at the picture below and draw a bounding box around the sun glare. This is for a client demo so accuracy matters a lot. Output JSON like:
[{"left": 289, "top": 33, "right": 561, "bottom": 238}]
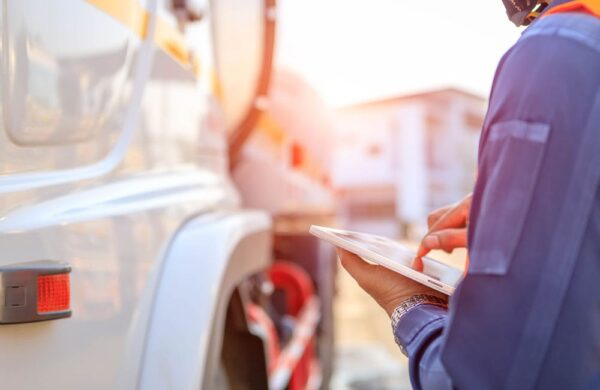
[{"left": 276, "top": 0, "right": 521, "bottom": 107}]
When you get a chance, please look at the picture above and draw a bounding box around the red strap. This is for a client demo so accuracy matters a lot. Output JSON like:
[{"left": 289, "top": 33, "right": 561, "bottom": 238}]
[{"left": 544, "top": 0, "right": 600, "bottom": 18}]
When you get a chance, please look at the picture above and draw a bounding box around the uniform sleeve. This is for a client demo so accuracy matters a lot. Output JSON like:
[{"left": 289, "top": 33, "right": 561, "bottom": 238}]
[{"left": 393, "top": 305, "right": 453, "bottom": 390}]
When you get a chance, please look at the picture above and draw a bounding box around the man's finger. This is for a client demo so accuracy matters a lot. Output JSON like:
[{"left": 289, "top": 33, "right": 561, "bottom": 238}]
[
  {"left": 427, "top": 203, "right": 468, "bottom": 236},
  {"left": 337, "top": 249, "right": 372, "bottom": 281},
  {"left": 420, "top": 228, "right": 467, "bottom": 253},
  {"left": 411, "top": 256, "right": 424, "bottom": 272},
  {"left": 416, "top": 243, "right": 431, "bottom": 259},
  {"left": 427, "top": 204, "right": 454, "bottom": 229},
  {"left": 337, "top": 248, "right": 388, "bottom": 293}
]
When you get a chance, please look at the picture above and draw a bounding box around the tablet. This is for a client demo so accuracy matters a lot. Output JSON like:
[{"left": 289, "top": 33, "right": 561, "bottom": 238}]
[{"left": 309, "top": 225, "right": 462, "bottom": 295}]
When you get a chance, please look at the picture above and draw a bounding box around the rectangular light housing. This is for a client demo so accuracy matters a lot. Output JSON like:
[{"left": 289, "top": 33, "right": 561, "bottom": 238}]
[{"left": 0, "top": 260, "right": 71, "bottom": 324}]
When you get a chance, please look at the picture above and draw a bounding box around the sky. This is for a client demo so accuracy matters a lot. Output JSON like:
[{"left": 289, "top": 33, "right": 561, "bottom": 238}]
[{"left": 276, "top": 0, "right": 522, "bottom": 107}]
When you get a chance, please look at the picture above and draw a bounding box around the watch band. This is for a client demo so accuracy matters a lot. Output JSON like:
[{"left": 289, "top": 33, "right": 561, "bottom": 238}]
[{"left": 391, "top": 294, "right": 448, "bottom": 351}]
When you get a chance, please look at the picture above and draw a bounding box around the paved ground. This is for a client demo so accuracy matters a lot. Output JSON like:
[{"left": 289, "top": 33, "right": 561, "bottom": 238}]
[{"left": 331, "top": 245, "right": 467, "bottom": 389}]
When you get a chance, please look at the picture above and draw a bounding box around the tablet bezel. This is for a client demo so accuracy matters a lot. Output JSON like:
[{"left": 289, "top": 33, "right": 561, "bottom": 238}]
[{"left": 310, "top": 225, "right": 460, "bottom": 295}]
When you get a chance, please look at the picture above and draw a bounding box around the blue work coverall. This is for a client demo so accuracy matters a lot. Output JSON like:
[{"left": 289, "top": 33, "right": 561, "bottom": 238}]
[{"left": 393, "top": 2, "right": 600, "bottom": 389}]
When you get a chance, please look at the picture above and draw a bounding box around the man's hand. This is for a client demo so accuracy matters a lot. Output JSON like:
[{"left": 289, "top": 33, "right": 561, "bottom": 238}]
[
  {"left": 418, "top": 194, "right": 472, "bottom": 256},
  {"left": 414, "top": 194, "right": 472, "bottom": 270},
  {"left": 337, "top": 249, "right": 446, "bottom": 316}
]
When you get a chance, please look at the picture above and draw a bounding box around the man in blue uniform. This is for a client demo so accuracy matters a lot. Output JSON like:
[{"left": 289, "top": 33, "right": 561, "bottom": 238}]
[{"left": 338, "top": 0, "right": 600, "bottom": 388}]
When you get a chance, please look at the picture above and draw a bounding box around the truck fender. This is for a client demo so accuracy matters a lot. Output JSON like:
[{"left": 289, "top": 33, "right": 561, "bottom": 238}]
[{"left": 137, "top": 210, "right": 272, "bottom": 389}]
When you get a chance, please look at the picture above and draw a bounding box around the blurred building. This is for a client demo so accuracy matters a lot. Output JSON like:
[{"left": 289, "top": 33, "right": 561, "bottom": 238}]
[{"left": 331, "top": 88, "right": 486, "bottom": 238}]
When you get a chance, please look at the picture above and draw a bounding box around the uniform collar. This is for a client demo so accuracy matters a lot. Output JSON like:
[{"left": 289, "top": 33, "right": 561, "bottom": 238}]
[{"left": 526, "top": 0, "right": 574, "bottom": 28}]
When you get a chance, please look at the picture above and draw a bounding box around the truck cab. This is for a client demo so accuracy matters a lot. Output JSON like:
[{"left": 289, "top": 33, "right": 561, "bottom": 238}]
[{"left": 0, "top": 0, "right": 334, "bottom": 388}]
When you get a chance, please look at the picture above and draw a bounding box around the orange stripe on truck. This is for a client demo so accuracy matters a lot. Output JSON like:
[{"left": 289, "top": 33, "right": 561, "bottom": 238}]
[
  {"left": 85, "top": 0, "right": 149, "bottom": 38},
  {"left": 85, "top": 0, "right": 198, "bottom": 74}
]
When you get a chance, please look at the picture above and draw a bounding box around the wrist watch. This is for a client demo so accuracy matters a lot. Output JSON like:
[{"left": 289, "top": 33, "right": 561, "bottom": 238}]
[{"left": 391, "top": 294, "right": 448, "bottom": 352}]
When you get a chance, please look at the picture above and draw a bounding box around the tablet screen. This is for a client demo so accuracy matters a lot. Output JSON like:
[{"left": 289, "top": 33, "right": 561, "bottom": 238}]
[{"left": 313, "top": 226, "right": 463, "bottom": 290}]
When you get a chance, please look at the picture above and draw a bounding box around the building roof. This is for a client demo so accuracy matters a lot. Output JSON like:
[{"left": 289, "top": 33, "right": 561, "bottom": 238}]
[{"left": 337, "top": 87, "right": 486, "bottom": 112}]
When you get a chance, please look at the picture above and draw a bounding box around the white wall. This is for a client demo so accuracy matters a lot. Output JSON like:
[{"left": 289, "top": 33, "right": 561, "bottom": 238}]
[
  {"left": 392, "top": 104, "right": 427, "bottom": 225},
  {"left": 331, "top": 91, "right": 484, "bottom": 236}
]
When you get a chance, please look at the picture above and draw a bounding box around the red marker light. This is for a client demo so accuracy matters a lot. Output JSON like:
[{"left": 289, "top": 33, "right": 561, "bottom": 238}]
[{"left": 37, "top": 274, "right": 70, "bottom": 314}]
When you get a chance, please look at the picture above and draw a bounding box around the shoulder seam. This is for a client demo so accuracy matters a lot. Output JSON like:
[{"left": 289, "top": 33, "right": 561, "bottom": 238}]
[{"left": 522, "top": 14, "right": 600, "bottom": 53}]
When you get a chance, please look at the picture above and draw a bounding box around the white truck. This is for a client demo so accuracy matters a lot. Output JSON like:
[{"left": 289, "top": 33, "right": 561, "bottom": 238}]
[{"left": 0, "top": 0, "right": 335, "bottom": 388}]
